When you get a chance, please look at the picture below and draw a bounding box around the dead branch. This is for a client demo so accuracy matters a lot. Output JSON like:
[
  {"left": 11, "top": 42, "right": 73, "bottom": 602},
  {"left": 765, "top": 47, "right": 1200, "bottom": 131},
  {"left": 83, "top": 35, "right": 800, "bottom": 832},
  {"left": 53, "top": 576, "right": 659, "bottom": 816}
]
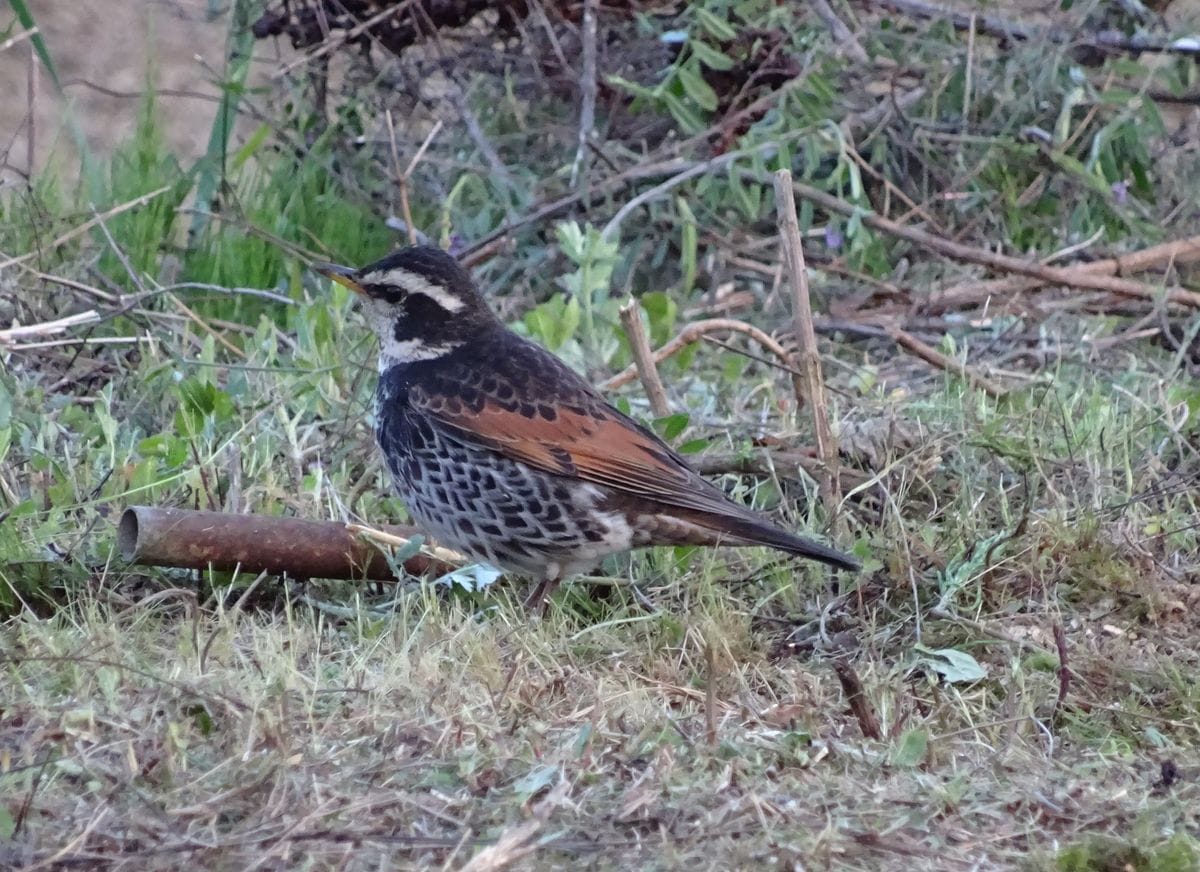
[
  {"left": 775, "top": 169, "right": 842, "bottom": 515},
  {"left": 770, "top": 175, "right": 1200, "bottom": 309},
  {"left": 570, "top": 0, "right": 598, "bottom": 189},
  {"left": 926, "top": 234, "right": 1200, "bottom": 312},
  {"left": 886, "top": 326, "right": 1007, "bottom": 398},
  {"left": 873, "top": 0, "right": 1200, "bottom": 58},
  {"left": 0, "top": 24, "right": 37, "bottom": 54},
  {"left": 832, "top": 659, "right": 882, "bottom": 740},
  {"left": 0, "top": 186, "right": 172, "bottom": 271},
  {"left": 0, "top": 311, "right": 102, "bottom": 345},
  {"left": 1053, "top": 621, "right": 1071, "bottom": 720},
  {"left": 811, "top": 0, "right": 869, "bottom": 62},
  {"left": 617, "top": 299, "right": 670, "bottom": 417}
]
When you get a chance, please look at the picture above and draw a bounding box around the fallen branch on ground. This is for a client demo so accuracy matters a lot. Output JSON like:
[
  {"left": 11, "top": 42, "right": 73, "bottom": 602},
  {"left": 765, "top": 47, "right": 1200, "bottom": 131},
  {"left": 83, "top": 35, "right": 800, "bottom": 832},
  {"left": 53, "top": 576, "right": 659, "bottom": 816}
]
[
  {"left": 887, "top": 326, "right": 1008, "bottom": 398},
  {"left": 925, "top": 234, "right": 1200, "bottom": 312},
  {"left": 765, "top": 174, "right": 1200, "bottom": 309},
  {"left": 0, "top": 310, "right": 101, "bottom": 344},
  {"left": 874, "top": 0, "right": 1200, "bottom": 58},
  {"left": 833, "top": 659, "right": 883, "bottom": 740}
]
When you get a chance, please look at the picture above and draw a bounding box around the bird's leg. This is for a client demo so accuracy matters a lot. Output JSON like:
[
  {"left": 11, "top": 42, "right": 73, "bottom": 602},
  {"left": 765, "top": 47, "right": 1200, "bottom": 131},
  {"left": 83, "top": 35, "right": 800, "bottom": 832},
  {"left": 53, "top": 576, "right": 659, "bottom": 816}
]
[{"left": 524, "top": 574, "right": 562, "bottom": 616}]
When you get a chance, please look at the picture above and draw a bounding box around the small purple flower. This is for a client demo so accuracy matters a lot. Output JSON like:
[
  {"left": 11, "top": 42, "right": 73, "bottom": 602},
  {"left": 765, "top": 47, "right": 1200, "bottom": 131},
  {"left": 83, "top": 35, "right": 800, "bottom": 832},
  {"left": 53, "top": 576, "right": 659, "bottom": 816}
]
[
  {"left": 1111, "top": 180, "right": 1129, "bottom": 205},
  {"left": 824, "top": 224, "right": 844, "bottom": 251},
  {"left": 447, "top": 234, "right": 467, "bottom": 256}
]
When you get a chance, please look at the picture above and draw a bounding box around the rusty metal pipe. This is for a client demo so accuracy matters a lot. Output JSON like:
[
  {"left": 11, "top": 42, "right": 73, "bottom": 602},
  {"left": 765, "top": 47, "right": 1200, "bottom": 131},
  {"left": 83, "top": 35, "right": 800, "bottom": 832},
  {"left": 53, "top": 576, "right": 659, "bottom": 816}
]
[{"left": 117, "top": 506, "right": 451, "bottom": 581}]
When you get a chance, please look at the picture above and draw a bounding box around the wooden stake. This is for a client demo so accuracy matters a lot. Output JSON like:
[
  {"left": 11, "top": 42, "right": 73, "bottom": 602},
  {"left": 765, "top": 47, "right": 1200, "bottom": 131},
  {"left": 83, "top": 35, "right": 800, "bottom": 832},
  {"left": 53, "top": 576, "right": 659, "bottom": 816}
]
[{"left": 773, "top": 169, "right": 842, "bottom": 517}]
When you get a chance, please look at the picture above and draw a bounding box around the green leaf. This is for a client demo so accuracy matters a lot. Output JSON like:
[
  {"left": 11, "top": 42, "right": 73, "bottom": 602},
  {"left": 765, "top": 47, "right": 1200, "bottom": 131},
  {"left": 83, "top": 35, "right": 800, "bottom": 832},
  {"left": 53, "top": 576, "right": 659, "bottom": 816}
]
[
  {"left": 605, "top": 74, "right": 659, "bottom": 101},
  {"left": 512, "top": 764, "right": 559, "bottom": 802},
  {"left": 677, "top": 65, "right": 719, "bottom": 112},
  {"left": 889, "top": 729, "right": 928, "bottom": 768},
  {"left": 655, "top": 412, "right": 690, "bottom": 441},
  {"left": 0, "top": 804, "right": 14, "bottom": 841},
  {"left": 694, "top": 7, "right": 737, "bottom": 41},
  {"left": 525, "top": 294, "right": 581, "bottom": 351},
  {"left": 690, "top": 39, "right": 735, "bottom": 70},
  {"left": 663, "top": 93, "right": 706, "bottom": 135},
  {"left": 915, "top": 646, "right": 987, "bottom": 683},
  {"left": 639, "top": 291, "right": 678, "bottom": 346},
  {"left": 231, "top": 123, "right": 272, "bottom": 170}
]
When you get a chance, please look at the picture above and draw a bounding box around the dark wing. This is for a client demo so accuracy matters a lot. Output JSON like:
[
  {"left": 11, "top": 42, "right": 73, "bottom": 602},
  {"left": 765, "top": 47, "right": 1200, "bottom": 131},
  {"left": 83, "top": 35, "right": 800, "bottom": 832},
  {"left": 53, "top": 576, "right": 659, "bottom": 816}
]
[
  {"left": 413, "top": 383, "right": 730, "bottom": 514},
  {"left": 408, "top": 335, "right": 859, "bottom": 570}
]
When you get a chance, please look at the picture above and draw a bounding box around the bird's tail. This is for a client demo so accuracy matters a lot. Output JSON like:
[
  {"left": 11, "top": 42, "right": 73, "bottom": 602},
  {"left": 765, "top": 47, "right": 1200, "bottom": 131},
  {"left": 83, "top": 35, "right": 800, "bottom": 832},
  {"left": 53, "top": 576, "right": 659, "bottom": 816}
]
[{"left": 703, "top": 512, "right": 861, "bottom": 571}]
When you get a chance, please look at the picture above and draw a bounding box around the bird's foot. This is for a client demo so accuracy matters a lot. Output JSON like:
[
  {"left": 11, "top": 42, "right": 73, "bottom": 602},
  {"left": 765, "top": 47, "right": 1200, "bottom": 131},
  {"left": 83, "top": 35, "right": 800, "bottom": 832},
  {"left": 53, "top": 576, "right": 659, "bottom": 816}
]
[{"left": 523, "top": 576, "right": 562, "bottom": 617}]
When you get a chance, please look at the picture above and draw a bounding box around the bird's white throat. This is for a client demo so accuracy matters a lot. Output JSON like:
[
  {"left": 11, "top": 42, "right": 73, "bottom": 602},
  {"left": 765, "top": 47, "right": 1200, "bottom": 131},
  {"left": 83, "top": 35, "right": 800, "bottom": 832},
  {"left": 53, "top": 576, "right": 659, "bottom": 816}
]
[{"left": 360, "top": 296, "right": 460, "bottom": 369}]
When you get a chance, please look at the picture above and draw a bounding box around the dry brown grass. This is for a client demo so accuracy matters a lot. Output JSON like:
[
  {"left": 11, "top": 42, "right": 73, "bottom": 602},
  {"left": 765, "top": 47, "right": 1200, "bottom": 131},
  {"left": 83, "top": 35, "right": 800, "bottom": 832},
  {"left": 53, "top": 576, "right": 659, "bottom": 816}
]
[{"left": 4, "top": 534, "right": 1199, "bottom": 871}]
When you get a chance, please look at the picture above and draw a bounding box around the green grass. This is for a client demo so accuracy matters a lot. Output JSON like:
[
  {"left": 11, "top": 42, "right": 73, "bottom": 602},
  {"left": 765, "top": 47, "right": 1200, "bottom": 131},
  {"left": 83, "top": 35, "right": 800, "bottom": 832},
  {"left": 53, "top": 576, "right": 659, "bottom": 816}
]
[{"left": 3, "top": 2, "right": 1200, "bottom": 867}]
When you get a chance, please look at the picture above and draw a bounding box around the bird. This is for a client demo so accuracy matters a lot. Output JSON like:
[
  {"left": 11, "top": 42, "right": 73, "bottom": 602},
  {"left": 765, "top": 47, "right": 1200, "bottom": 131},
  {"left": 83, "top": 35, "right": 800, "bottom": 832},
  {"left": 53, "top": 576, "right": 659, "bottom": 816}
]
[{"left": 313, "top": 246, "right": 859, "bottom": 610}]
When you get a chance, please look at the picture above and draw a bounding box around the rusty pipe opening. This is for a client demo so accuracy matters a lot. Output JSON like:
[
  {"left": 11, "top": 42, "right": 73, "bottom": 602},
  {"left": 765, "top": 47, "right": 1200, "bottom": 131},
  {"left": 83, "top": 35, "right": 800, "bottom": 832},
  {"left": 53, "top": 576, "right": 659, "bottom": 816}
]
[{"left": 117, "top": 507, "right": 142, "bottom": 561}]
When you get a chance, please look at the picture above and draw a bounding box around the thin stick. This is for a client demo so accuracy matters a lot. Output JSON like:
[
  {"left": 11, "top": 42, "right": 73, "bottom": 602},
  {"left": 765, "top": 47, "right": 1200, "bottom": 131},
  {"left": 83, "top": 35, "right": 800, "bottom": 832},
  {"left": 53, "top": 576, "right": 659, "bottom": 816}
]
[
  {"left": 774, "top": 169, "right": 841, "bottom": 515},
  {"left": 0, "top": 24, "right": 38, "bottom": 54},
  {"left": 398, "top": 119, "right": 444, "bottom": 246},
  {"left": 0, "top": 311, "right": 101, "bottom": 344},
  {"left": 772, "top": 175, "right": 1200, "bottom": 309},
  {"left": 166, "top": 293, "right": 247, "bottom": 360},
  {"left": 384, "top": 109, "right": 412, "bottom": 244},
  {"left": 0, "top": 186, "right": 172, "bottom": 271},
  {"left": 928, "top": 234, "right": 1200, "bottom": 311},
  {"left": 602, "top": 318, "right": 796, "bottom": 391},
  {"left": 26, "top": 37, "right": 37, "bottom": 173},
  {"left": 886, "top": 326, "right": 1007, "bottom": 398},
  {"left": 705, "top": 640, "right": 718, "bottom": 748},
  {"left": 810, "top": 0, "right": 868, "bottom": 62},
  {"left": 569, "top": 0, "right": 598, "bottom": 189},
  {"left": 617, "top": 299, "right": 670, "bottom": 417},
  {"left": 272, "top": 1, "right": 415, "bottom": 79},
  {"left": 832, "top": 659, "right": 882, "bottom": 740},
  {"left": 1052, "top": 622, "right": 1070, "bottom": 720}
]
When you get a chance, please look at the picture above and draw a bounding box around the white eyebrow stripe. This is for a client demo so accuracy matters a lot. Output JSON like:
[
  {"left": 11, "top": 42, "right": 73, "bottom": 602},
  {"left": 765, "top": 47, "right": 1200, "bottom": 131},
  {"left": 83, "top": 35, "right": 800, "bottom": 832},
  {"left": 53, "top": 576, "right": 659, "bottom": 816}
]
[{"left": 363, "top": 267, "right": 466, "bottom": 313}]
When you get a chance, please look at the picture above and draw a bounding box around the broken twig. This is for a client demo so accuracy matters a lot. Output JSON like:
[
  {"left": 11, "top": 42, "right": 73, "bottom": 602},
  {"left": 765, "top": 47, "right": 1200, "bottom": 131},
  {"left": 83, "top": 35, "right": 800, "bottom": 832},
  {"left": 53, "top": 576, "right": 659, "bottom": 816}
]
[
  {"left": 602, "top": 318, "right": 797, "bottom": 392},
  {"left": 887, "top": 326, "right": 1008, "bottom": 399},
  {"left": 770, "top": 176, "right": 1200, "bottom": 309},
  {"left": 833, "top": 659, "right": 882, "bottom": 740},
  {"left": 617, "top": 299, "right": 670, "bottom": 417}
]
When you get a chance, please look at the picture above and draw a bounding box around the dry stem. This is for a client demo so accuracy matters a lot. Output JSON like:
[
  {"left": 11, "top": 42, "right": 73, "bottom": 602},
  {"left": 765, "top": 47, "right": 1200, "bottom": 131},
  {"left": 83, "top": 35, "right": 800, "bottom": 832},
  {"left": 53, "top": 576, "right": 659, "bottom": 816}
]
[
  {"left": 767, "top": 176, "right": 1200, "bottom": 309},
  {"left": 886, "top": 326, "right": 1007, "bottom": 399},
  {"left": 601, "top": 318, "right": 797, "bottom": 392},
  {"left": 773, "top": 169, "right": 841, "bottom": 516},
  {"left": 617, "top": 299, "right": 670, "bottom": 417}
]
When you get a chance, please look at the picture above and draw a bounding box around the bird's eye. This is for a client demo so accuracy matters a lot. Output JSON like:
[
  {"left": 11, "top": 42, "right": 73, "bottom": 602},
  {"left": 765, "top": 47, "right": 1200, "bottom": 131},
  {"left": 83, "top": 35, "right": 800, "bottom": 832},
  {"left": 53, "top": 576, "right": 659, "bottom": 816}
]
[{"left": 368, "top": 285, "right": 408, "bottom": 304}]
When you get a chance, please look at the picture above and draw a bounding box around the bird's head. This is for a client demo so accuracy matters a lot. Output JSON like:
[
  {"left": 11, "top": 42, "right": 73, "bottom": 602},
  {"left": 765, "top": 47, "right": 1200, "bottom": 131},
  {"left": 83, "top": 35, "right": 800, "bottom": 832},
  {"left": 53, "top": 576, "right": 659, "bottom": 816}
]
[{"left": 313, "top": 246, "right": 496, "bottom": 369}]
